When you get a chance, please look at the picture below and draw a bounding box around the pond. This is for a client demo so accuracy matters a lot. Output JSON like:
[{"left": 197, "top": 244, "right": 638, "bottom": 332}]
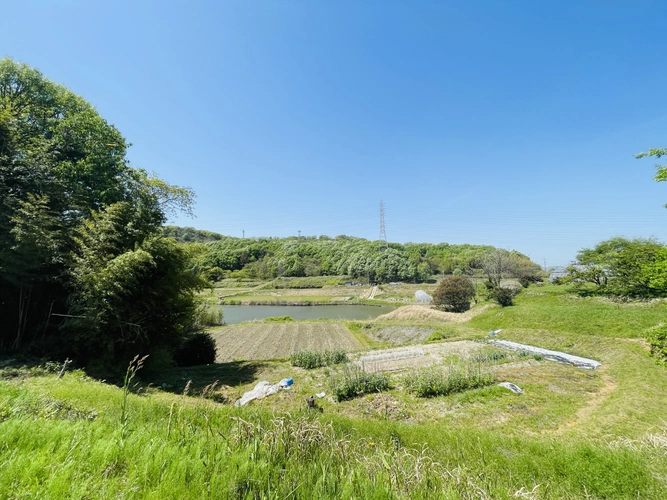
[{"left": 221, "top": 304, "right": 396, "bottom": 325}]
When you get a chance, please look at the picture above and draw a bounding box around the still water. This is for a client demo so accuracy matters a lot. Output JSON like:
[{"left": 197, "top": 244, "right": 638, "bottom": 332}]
[{"left": 222, "top": 304, "right": 395, "bottom": 325}]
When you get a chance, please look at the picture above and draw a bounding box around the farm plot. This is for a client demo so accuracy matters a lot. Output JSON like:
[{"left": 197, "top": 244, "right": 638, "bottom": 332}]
[
  {"left": 355, "top": 341, "right": 488, "bottom": 372},
  {"left": 211, "top": 322, "right": 363, "bottom": 362}
]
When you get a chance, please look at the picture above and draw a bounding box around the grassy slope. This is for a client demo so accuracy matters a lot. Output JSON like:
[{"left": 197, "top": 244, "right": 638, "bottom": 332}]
[
  {"left": 469, "top": 285, "right": 666, "bottom": 338},
  {"left": 2, "top": 284, "right": 667, "bottom": 498},
  {"left": 1, "top": 371, "right": 664, "bottom": 499}
]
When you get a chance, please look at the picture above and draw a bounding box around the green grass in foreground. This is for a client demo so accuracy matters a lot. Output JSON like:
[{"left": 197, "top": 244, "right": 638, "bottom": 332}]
[
  {"left": 1, "top": 368, "right": 665, "bottom": 499},
  {"left": 3, "top": 283, "right": 667, "bottom": 498}
]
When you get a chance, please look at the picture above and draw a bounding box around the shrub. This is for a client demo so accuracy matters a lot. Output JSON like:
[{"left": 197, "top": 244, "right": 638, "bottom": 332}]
[
  {"left": 518, "top": 274, "right": 543, "bottom": 288},
  {"left": 403, "top": 363, "right": 494, "bottom": 398},
  {"left": 426, "top": 329, "right": 451, "bottom": 342},
  {"left": 472, "top": 351, "right": 507, "bottom": 363},
  {"left": 204, "top": 267, "right": 225, "bottom": 282},
  {"left": 323, "top": 349, "right": 348, "bottom": 366},
  {"left": 291, "top": 350, "right": 323, "bottom": 369},
  {"left": 495, "top": 286, "right": 520, "bottom": 307},
  {"left": 432, "top": 275, "right": 476, "bottom": 312},
  {"left": 264, "top": 316, "right": 294, "bottom": 322},
  {"left": 646, "top": 324, "right": 667, "bottom": 364},
  {"left": 291, "top": 349, "right": 348, "bottom": 369},
  {"left": 173, "top": 332, "right": 218, "bottom": 366},
  {"left": 195, "top": 305, "right": 223, "bottom": 327},
  {"left": 330, "top": 367, "right": 390, "bottom": 401}
]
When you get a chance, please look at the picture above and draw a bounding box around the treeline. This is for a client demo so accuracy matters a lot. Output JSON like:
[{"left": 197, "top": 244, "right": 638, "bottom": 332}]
[
  {"left": 162, "top": 225, "right": 223, "bottom": 243},
  {"left": 566, "top": 237, "right": 667, "bottom": 298},
  {"left": 171, "top": 228, "right": 541, "bottom": 283},
  {"left": 0, "top": 59, "right": 205, "bottom": 372}
]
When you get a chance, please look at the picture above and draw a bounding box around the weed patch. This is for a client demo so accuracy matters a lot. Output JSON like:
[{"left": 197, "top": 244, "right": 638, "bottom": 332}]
[
  {"left": 330, "top": 367, "right": 391, "bottom": 401},
  {"left": 403, "top": 362, "right": 495, "bottom": 398},
  {"left": 291, "top": 349, "right": 348, "bottom": 369}
]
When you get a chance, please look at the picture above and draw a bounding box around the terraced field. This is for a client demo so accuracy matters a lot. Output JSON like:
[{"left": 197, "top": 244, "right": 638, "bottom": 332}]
[{"left": 210, "top": 322, "right": 362, "bottom": 361}]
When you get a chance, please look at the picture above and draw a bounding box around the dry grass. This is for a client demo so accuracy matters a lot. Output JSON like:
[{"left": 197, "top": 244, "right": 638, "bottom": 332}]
[{"left": 375, "top": 304, "right": 491, "bottom": 323}]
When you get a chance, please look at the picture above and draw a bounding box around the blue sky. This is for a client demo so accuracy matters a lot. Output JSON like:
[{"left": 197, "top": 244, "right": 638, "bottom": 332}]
[{"left": 3, "top": 1, "right": 667, "bottom": 266}]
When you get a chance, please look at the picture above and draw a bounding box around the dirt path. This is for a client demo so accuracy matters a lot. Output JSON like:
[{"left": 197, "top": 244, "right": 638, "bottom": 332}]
[{"left": 552, "top": 366, "right": 617, "bottom": 434}]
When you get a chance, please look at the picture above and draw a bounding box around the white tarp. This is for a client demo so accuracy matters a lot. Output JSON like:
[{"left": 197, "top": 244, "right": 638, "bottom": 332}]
[
  {"left": 415, "top": 290, "right": 432, "bottom": 303},
  {"left": 234, "top": 380, "right": 291, "bottom": 407},
  {"left": 498, "top": 382, "right": 523, "bottom": 394},
  {"left": 489, "top": 340, "right": 601, "bottom": 370}
]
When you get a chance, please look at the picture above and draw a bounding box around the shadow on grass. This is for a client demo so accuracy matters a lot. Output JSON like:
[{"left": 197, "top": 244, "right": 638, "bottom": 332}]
[{"left": 145, "top": 360, "right": 267, "bottom": 395}]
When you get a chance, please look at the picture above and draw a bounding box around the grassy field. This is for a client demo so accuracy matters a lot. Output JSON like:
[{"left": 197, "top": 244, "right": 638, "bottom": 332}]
[{"left": 2, "top": 283, "right": 667, "bottom": 498}]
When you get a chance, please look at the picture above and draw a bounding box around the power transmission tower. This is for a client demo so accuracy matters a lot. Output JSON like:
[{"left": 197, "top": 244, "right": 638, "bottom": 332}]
[{"left": 379, "top": 200, "right": 388, "bottom": 251}]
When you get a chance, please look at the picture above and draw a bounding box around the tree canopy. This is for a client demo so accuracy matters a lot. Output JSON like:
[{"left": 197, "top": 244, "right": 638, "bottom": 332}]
[
  {"left": 567, "top": 237, "right": 667, "bottom": 298},
  {"left": 0, "top": 58, "right": 201, "bottom": 371},
  {"left": 188, "top": 233, "right": 540, "bottom": 284}
]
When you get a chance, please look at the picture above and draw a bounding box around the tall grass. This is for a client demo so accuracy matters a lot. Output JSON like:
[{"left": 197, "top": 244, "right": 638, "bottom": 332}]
[
  {"left": 0, "top": 369, "right": 663, "bottom": 499},
  {"left": 403, "top": 361, "right": 494, "bottom": 398},
  {"left": 290, "top": 349, "right": 348, "bottom": 369},
  {"left": 195, "top": 304, "right": 223, "bottom": 327},
  {"left": 119, "top": 355, "right": 147, "bottom": 442},
  {"left": 329, "top": 366, "right": 390, "bottom": 401}
]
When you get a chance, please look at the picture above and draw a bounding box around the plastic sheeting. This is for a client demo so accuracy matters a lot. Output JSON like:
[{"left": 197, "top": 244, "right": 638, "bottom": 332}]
[
  {"left": 234, "top": 380, "right": 292, "bottom": 407},
  {"left": 489, "top": 340, "right": 601, "bottom": 370},
  {"left": 359, "top": 348, "right": 425, "bottom": 364},
  {"left": 498, "top": 382, "right": 523, "bottom": 394},
  {"left": 415, "top": 290, "right": 432, "bottom": 303}
]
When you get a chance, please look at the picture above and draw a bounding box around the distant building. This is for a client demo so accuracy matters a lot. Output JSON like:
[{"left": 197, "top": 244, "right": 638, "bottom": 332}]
[{"left": 549, "top": 265, "right": 586, "bottom": 282}]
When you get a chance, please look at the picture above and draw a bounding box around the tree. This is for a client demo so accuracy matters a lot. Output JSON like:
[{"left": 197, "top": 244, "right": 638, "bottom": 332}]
[
  {"left": 0, "top": 58, "right": 199, "bottom": 370},
  {"left": 480, "top": 248, "right": 519, "bottom": 288},
  {"left": 635, "top": 147, "right": 667, "bottom": 193},
  {"left": 432, "top": 276, "right": 475, "bottom": 312},
  {"left": 66, "top": 202, "right": 206, "bottom": 368},
  {"left": 568, "top": 237, "right": 666, "bottom": 297}
]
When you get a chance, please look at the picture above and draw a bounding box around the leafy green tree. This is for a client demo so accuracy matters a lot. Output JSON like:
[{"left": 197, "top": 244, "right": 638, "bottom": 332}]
[
  {"left": 635, "top": 147, "right": 667, "bottom": 191},
  {"left": 0, "top": 58, "right": 199, "bottom": 370},
  {"left": 432, "top": 276, "right": 475, "bottom": 312},
  {"left": 66, "top": 203, "right": 206, "bottom": 368},
  {"left": 569, "top": 237, "right": 666, "bottom": 297}
]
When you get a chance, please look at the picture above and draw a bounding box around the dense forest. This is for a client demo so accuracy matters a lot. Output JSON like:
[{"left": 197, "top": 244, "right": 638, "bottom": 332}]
[
  {"left": 0, "top": 58, "right": 204, "bottom": 372},
  {"left": 164, "top": 226, "right": 542, "bottom": 283}
]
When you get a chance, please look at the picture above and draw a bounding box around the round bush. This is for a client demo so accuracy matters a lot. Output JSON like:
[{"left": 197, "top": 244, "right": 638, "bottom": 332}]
[
  {"left": 173, "top": 332, "right": 217, "bottom": 367},
  {"left": 495, "top": 286, "right": 519, "bottom": 307},
  {"left": 432, "top": 276, "right": 476, "bottom": 312},
  {"left": 646, "top": 324, "right": 667, "bottom": 364}
]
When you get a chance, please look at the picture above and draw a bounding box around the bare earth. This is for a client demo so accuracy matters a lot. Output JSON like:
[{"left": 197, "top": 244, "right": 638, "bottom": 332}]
[
  {"left": 211, "top": 322, "right": 362, "bottom": 362},
  {"left": 354, "top": 341, "right": 487, "bottom": 372}
]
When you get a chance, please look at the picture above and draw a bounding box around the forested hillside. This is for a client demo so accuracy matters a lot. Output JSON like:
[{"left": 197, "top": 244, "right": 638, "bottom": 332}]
[{"left": 170, "top": 228, "right": 542, "bottom": 283}]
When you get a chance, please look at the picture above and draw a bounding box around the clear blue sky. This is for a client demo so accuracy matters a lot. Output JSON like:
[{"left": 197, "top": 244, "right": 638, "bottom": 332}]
[{"left": 3, "top": 1, "right": 667, "bottom": 266}]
